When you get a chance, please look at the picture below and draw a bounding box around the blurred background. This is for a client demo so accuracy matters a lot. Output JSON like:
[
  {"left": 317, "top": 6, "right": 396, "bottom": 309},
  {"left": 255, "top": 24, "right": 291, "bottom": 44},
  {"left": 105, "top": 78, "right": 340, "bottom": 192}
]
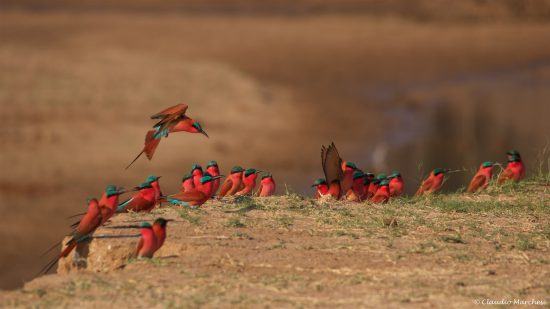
[{"left": 1, "top": 0, "right": 550, "bottom": 289}]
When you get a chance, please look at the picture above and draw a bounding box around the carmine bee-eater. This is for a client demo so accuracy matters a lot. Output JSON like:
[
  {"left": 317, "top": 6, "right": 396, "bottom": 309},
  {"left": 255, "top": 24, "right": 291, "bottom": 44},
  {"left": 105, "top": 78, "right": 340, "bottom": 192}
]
[
  {"left": 136, "top": 222, "right": 157, "bottom": 258},
  {"left": 190, "top": 164, "right": 204, "bottom": 188},
  {"left": 219, "top": 166, "right": 245, "bottom": 197},
  {"left": 41, "top": 186, "right": 126, "bottom": 274},
  {"left": 388, "top": 171, "right": 404, "bottom": 197},
  {"left": 371, "top": 180, "right": 390, "bottom": 204},
  {"left": 152, "top": 218, "right": 170, "bottom": 251},
  {"left": 126, "top": 103, "right": 209, "bottom": 169},
  {"left": 116, "top": 182, "right": 157, "bottom": 213},
  {"left": 498, "top": 151, "right": 525, "bottom": 184},
  {"left": 321, "top": 143, "right": 344, "bottom": 199},
  {"left": 362, "top": 172, "right": 374, "bottom": 200},
  {"left": 341, "top": 161, "right": 358, "bottom": 195},
  {"left": 346, "top": 171, "right": 365, "bottom": 202},
  {"left": 167, "top": 174, "right": 222, "bottom": 208},
  {"left": 312, "top": 178, "right": 329, "bottom": 198},
  {"left": 415, "top": 168, "right": 449, "bottom": 196},
  {"left": 367, "top": 178, "right": 381, "bottom": 200},
  {"left": 181, "top": 173, "right": 195, "bottom": 192},
  {"left": 144, "top": 175, "right": 163, "bottom": 204},
  {"left": 236, "top": 168, "right": 261, "bottom": 196},
  {"left": 206, "top": 161, "right": 221, "bottom": 195},
  {"left": 467, "top": 162, "right": 495, "bottom": 193},
  {"left": 256, "top": 173, "right": 276, "bottom": 197}
]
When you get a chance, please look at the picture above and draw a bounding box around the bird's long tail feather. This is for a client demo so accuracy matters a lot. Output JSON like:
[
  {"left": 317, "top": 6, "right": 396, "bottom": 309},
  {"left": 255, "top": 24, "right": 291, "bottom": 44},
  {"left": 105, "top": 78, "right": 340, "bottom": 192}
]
[
  {"left": 38, "top": 241, "right": 77, "bottom": 275},
  {"left": 65, "top": 212, "right": 86, "bottom": 219},
  {"left": 40, "top": 240, "right": 62, "bottom": 257},
  {"left": 125, "top": 130, "right": 161, "bottom": 169}
]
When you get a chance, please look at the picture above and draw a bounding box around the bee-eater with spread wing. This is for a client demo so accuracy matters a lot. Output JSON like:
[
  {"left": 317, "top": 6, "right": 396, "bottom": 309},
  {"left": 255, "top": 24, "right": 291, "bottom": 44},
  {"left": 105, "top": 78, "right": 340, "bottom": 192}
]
[
  {"left": 467, "top": 162, "right": 495, "bottom": 193},
  {"left": 415, "top": 168, "right": 449, "bottom": 196},
  {"left": 236, "top": 168, "right": 261, "bottom": 196},
  {"left": 498, "top": 151, "right": 525, "bottom": 184},
  {"left": 388, "top": 171, "right": 404, "bottom": 197},
  {"left": 321, "top": 143, "right": 344, "bottom": 199},
  {"left": 167, "top": 174, "right": 222, "bottom": 208},
  {"left": 219, "top": 166, "right": 244, "bottom": 197},
  {"left": 256, "top": 173, "right": 276, "bottom": 197},
  {"left": 312, "top": 178, "right": 329, "bottom": 198},
  {"left": 126, "top": 103, "right": 208, "bottom": 169},
  {"left": 206, "top": 161, "right": 221, "bottom": 195}
]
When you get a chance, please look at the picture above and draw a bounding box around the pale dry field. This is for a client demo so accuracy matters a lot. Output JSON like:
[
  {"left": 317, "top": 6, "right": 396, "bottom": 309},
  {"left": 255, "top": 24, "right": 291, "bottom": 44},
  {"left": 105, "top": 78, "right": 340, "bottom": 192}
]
[{"left": 1, "top": 4, "right": 550, "bottom": 290}]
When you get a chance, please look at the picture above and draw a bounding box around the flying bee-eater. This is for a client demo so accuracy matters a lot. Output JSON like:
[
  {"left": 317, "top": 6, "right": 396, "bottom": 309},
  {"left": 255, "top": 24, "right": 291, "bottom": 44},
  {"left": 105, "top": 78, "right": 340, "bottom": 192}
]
[{"left": 126, "top": 103, "right": 208, "bottom": 169}]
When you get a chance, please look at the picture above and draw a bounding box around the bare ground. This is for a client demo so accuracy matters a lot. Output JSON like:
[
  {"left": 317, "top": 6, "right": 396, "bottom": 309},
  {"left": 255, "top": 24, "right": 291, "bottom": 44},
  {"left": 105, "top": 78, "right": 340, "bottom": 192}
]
[{"left": 1, "top": 181, "right": 548, "bottom": 308}]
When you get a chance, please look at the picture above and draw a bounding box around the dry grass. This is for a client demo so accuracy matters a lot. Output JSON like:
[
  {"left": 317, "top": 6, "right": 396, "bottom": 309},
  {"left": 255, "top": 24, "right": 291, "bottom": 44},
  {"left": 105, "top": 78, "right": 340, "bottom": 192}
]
[{"left": 0, "top": 180, "right": 548, "bottom": 307}]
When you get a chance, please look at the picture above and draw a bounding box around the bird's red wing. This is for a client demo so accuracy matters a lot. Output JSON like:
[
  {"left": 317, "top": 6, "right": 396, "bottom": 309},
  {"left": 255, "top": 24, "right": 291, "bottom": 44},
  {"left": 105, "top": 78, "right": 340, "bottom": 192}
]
[
  {"left": 75, "top": 199, "right": 101, "bottom": 236},
  {"left": 322, "top": 143, "right": 343, "bottom": 185},
  {"left": 170, "top": 190, "right": 205, "bottom": 202},
  {"left": 467, "top": 174, "right": 486, "bottom": 193},
  {"left": 497, "top": 168, "right": 514, "bottom": 185},
  {"left": 150, "top": 103, "right": 188, "bottom": 120},
  {"left": 218, "top": 178, "right": 233, "bottom": 197},
  {"left": 144, "top": 130, "right": 161, "bottom": 160},
  {"left": 416, "top": 177, "right": 433, "bottom": 195},
  {"left": 126, "top": 196, "right": 150, "bottom": 212}
]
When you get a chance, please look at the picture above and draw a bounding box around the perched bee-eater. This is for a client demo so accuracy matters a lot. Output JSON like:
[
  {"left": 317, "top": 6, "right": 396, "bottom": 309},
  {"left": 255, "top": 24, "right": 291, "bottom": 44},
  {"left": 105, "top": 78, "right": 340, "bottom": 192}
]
[
  {"left": 256, "top": 173, "right": 276, "bottom": 197},
  {"left": 388, "top": 171, "right": 404, "bottom": 197},
  {"left": 236, "top": 168, "right": 261, "bottom": 196},
  {"left": 498, "top": 151, "right": 525, "bottom": 184},
  {"left": 371, "top": 180, "right": 390, "bottom": 204},
  {"left": 181, "top": 173, "right": 195, "bottom": 192},
  {"left": 190, "top": 164, "right": 204, "bottom": 188},
  {"left": 415, "top": 168, "right": 449, "bottom": 196},
  {"left": 219, "top": 166, "right": 245, "bottom": 197},
  {"left": 136, "top": 222, "right": 157, "bottom": 258},
  {"left": 467, "top": 162, "right": 495, "bottom": 193},
  {"left": 167, "top": 175, "right": 222, "bottom": 208},
  {"left": 346, "top": 171, "right": 365, "bottom": 202},
  {"left": 312, "top": 178, "right": 329, "bottom": 198},
  {"left": 206, "top": 161, "right": 221, "bottom": 195},
  {"left": 341, "top": 161, "right": 358, "bottom": 195}
]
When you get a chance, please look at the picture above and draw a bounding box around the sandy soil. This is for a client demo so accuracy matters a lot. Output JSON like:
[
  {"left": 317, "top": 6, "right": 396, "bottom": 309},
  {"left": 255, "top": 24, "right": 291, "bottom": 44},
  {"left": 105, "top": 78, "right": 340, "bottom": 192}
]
[{"left": 1, "top": 182, "right": 548, "bottom": 307}]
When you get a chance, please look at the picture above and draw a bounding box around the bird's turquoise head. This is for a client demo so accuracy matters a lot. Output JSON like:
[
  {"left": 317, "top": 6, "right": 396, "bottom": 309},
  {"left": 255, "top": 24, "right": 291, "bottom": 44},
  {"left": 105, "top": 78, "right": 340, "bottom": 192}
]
[
  {"left": 376, "top": 173, "right": 387, "bottom": 180},
  {"left": 353, "top": 171, "right": 364, "bottom": 180},
  {"left": 388, "top": 171, "right": 401, "bottom": 179},
  {"left": 507, "top": 150, "right": 520, "bottom": 156},
  {"left": 244, "top": 168, "right": 260, "bottom": 177},
  {"left": 365, "top": 172, "right": 375, "bottom": 179},
  {"left": 379, "top": 179, "right": 390, "bottom": 186},
  {"left": 433, "top": 168, "right": 446, "bottom": 175},
  {"left": 508, "top": 154, "right": 521, "bottom": 162},
  {"left": 206, "top": 160, "right": 218, "bottom": 168},
  {"left": 105, "top": 185, "right": 125, "bottom": 197},
  {"left": 154, "top": 218, "right": 171, "bottom": 227},
  {"left": 261, "top": 173, "right": 273, "bottom": 180},
  {"left": 140, "top": 222, "right": 152, "bottom": 229},
  {"left": 181, "top": 173, "right": 193, "bottom": 182},
  {"left": 200, "top": 174, "right": 222, "bottom": 184},
  {"left": 345, "top": 162, "right": 357, "bottom": 170},
  {"left": 136, "top": 182, "right": 153, "bottom": 190},
  {"left": 192, "top": 121, "right": 208, "bottom": 138},
  {"left": 145, "top": 175, "right": 160, "bottom": 183},
  {"left": 231, "top": 166, "right": 244, "bottom": 174},
  {"left": 482, "top": 161, "right": 494, "bottom": 168},
  {"left": 191, "top": 164, "right": 202, "bottom": 172},
  {"left": 312, "top": 178, "right": 327, "bottom": 187},
  {"left": 372, "top": 178, "right": 381, "bottom": 185}
]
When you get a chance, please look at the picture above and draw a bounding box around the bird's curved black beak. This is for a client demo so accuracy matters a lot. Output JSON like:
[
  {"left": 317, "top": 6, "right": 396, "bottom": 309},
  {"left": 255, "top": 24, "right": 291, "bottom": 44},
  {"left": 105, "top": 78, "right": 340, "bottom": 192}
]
[{"left": 200, "top": 129, "right": 209, "bottom": 138}]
